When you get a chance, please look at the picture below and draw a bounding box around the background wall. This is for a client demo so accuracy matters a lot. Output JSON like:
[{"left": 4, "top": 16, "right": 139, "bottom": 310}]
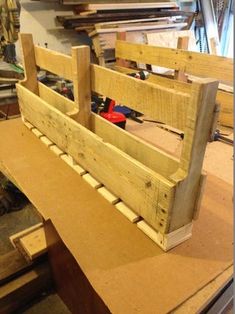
[{"left": 16, "top": 0, "right": 85, "bottom": 58}]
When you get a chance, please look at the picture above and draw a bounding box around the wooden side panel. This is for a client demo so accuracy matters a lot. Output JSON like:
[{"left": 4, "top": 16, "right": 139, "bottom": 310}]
[
  {"left": 91, "top": 64, "right": 190, "bottom": 130},
  {"left": 116, "top": 40, "right": 233, "bottom": 82},
  {"left": 34, "top": 46, "right": 73, "bottom": 81},
  {"left": 17, "top": 83, "right": 175, "bottom": 233},
  {"left": 170, "top": 79, "right": 219, "bottom": 232}
]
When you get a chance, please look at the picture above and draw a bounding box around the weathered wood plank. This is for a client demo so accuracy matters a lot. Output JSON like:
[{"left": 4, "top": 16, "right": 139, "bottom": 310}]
[
  {"left": 38, "top": 83, "right": 76, "bottom": 114},
  {"left": 34, "top": 46, "right": 73, "bottom": 81},
  {"left": 216, "top": 91, "right": 233, "bottom": 128},
  {"left": 91, "top": 113, "right": 179, "bottom": 178},
  {"left": 114, "top": 66, "right": 233, "bottom": 128},
  {"left": 91, "top": 64, "right": 190, "bottom": 130},
  {"left": 19, "top": 34, "right": 39, "bottom": 94},
  {"left": 114, "top": 65, "right": 191, "bottom": 93},
  {"left": 17, "top": 83, "right": 175, "bottom": 232},
  {"left": 19, "top": 227, "right": 47, "bottom": 260},
  {"left": 170, "top": 79, "right": 218, "bottom": 231},
  {"left": 116, "top": 40, "right": 233, "bottom": 82},
  {"left": 72, "top": 46, "right": 91, "bottom": 128}
]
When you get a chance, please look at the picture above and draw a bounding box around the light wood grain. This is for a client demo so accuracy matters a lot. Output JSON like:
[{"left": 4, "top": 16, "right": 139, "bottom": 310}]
[
  {"left": 72, "top": 46, "right": 91, "bottom": 128},
  {"left": 19, "top": 227, "right": 47, "bottom": 260},
  {"left": 19, "top": 34, "right": 39, "bottom": 94},
  {"left": 91, "top": 64, "right": 190, "bottom": 130},
  {"left": 116, "top": 40, "right": 233, "bottom": 82},
  {"left": 34, "top": 46, "right": 72, "bottom": 81}
]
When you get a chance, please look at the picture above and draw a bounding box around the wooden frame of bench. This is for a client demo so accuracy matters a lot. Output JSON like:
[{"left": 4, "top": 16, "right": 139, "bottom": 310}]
[
  {"left": 16, "top": 33, "right": 218, "bottom": 251},
  {"left": 115, "top": 39, "right": 233, "bottom": 128}
]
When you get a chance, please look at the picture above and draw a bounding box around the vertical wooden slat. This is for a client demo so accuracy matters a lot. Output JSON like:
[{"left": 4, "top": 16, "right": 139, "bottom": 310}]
[
  {"left": 19, "top": 33, "right": 39, "bottom": 95},
  {"left": 116, "top": 32, "right": 130, "bottom": 68},
  {"left": 174, "top": 36, "right": 189, "bottom": 82},
  {"left": 72, "top": 46, "right": 91, "bottom": 129}
]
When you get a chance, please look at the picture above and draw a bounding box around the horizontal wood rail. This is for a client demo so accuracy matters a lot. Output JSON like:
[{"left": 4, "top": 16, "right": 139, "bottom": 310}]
[
  {"left": 115, "top": 41, "right": 233, "bottom": 128},
  {"left": 116, "top": 40, "right": 233, "bottom": 82}
]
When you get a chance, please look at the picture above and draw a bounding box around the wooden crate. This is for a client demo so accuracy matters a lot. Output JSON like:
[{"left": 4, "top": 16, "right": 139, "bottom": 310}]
[
  {"left": 16, "top": 33, "right": 218, "bottom": 251},
  {"left": 115, "top": 39, "right": 233, "bottom": 128}
]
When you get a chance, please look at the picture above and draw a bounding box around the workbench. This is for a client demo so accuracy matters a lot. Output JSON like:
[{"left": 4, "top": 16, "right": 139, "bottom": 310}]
[{"left": 0, "top": 118, "right": 233, "bottom": 313}]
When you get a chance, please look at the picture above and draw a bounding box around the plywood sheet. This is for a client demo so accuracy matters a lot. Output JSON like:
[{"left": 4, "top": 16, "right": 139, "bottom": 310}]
[{"left": 0, "top": 119, "right": 233, "bottom": 314}]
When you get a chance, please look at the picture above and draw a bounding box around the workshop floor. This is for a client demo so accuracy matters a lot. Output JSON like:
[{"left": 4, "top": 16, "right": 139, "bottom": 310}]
[{"left": 0, "top": 193, "right": 70, "bottom": 314}]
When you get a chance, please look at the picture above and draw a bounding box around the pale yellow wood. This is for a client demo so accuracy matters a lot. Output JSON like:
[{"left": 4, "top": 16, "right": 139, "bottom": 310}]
[
  {"left": 210, "top": 37, "right": 218, "bottom": 55},
  {"left": 79, "top": 10, "right": 97, "bottom": 16},
  {"left": 61, "top": 154, "right": 76, "bottom": 166},
  {"left": 71, "top": 46, "right": 91, "bottom": 128},
  {"left": 114, "top": 65, "right": 191, "bottom": 93},
  {"left": 90, "top": 22, "right": 187, "bottom": 35},
  {"left": 175, "top": 36, "right": 189, "bottom": 82},
  {"left": 9, "top": 223, "right": 43, "bottom": 248},
  {"left": 216, "top": 91, "right": 233, "bottom": 127},
  {"left": 23, "top": 120, "right": 34, "bottom": 130},
  {"left": 19, "top": 34, "right": 39, "bottom": 94},
  {"left": 137, "top": 220, "right": 192, "bottom": 251},
  {"left": 115, "top": 202, "right": 140, "bottom": 223},
  {"left": 82, "top": 173, "right": 102, "bottom": 189},
  {"left": 72, "top": 164, "right": 87, "bottom": 176},
  {"left": 61, "top": 152, "right": 87, "bottom": 175},
  {"left": 91, "top": 64, "right": 190, "bottom": 130},
  {"left": 98, "top": 187, "right": 119, "bottom": 205},
  {"left": 19, "top": 227, "right": 47, "bottom": 260},
  {"left": 91, "top": 113, "right": 179, "bottom": 178},
  {"left": 115, "top": 66, "right": 233, "bottom": 128},
  {"left": 40, "top": 136, "right": 54, "bottom": 147},
  {"left": 170, "top": 79, "right": 218, "bottom": 231},
  {"left": 116, "top": 40, "right": 233, "bottom": 82},
  {"left": 17, "top": 83, "right": 175, "bottom": 233},
  {"left": 49, "top": 145, "right": 65, "bottom": 157},
  {"left": 34, "top": 46, "right": 73, "bottom": 81},
  {"left": 84, "top": 2, "right": 178, "bottom": 10},
  {"left": 17, "top": 34, "right": 221, "bottom": 244},
  {"left": 38, "top": 82, "right": 76, "bottom": 114},
  {"left": 116, "top": 32, "right": 130, "bottom": 68},
  {"left": 31, "top": 128, "right": 43, "bottom": 138}
]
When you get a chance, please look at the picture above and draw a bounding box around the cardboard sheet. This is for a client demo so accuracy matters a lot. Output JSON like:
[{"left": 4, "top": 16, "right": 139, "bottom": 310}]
[{"left": 0, "top": 119, "right": 233, "bottom": 313}]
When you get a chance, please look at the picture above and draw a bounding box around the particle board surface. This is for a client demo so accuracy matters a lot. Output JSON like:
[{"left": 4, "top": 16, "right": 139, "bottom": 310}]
[{"left": 0, "top": 118, "right": 233, "bottom": 314}]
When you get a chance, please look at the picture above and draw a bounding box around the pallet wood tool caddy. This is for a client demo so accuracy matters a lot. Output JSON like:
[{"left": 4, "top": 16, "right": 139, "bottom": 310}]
[
  {"left": 115, "top": 39, "right": 233, "bottom": 127},
  {"left": 17, "top": 33, "right": 219, "bottom": 251}
]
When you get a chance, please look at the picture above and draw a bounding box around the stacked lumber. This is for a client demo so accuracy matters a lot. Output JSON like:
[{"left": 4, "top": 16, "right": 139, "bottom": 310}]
[
  {"left": 56, "top": 2, "right": 192, "bottom": 33},
  {"left": 56, "top": 2, "right": 194, "bottom": 65}
]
